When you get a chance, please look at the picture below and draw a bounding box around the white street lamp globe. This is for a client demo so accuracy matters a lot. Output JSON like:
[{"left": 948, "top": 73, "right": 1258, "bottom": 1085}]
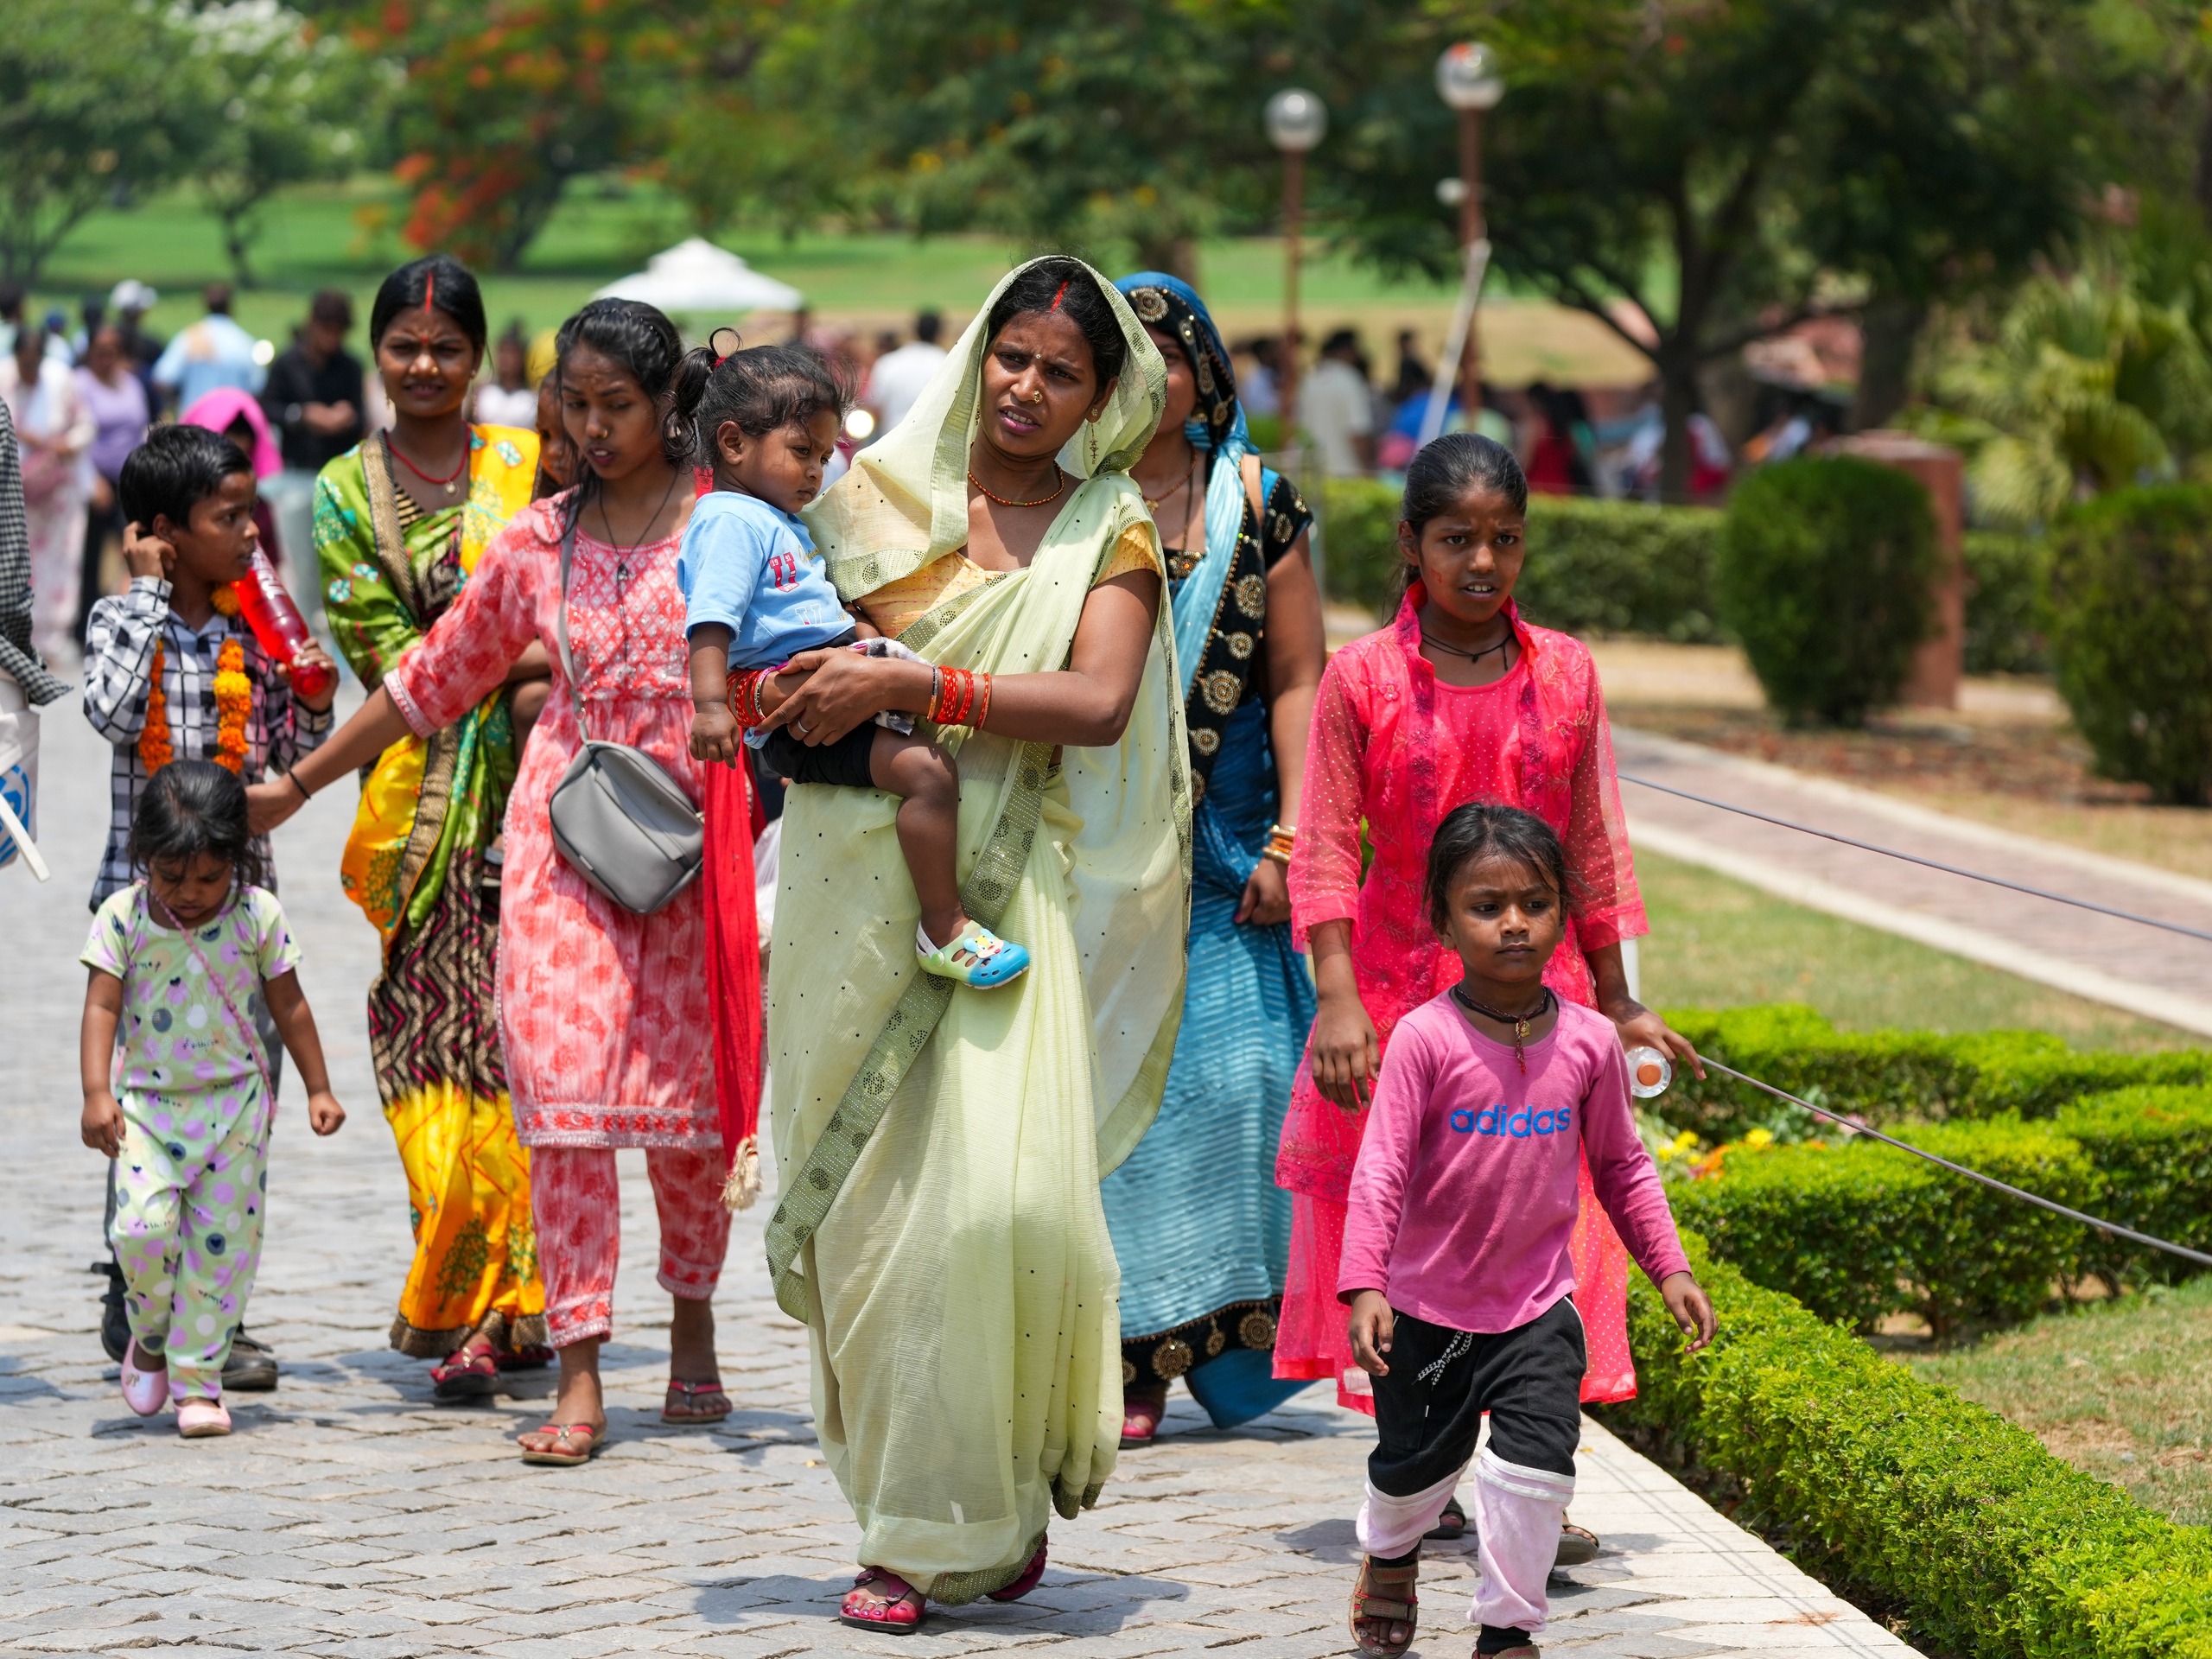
[
  {"left": 1435, "top": 42, "right": 1503, "bottom": 111},
  {"left": 1264, "top": 88, "right": 1328, "bottom": 153}
]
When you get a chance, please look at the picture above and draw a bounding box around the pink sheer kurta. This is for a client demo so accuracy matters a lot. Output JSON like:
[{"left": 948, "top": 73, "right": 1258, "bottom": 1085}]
[
  {"left": 387, "top": 493, "right": 721, "bottom": 1151},
  {"left": 1275, "top": 584, "right": 1649, "bottom": 1411}
]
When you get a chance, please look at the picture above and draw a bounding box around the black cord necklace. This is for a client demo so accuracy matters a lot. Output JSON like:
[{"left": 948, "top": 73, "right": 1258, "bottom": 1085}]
[
  {"left": 1421, "top": 629, "right": 1514, "bottom": 667},
  {"left": 1452, "top": 984, "right": 1555, "bottom": 1073}
]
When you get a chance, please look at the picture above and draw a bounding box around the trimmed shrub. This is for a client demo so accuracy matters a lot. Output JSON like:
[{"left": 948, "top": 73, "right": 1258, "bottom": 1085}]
[
  {"left": 1657, "top": 1002, "right": 2212, "bottom": 1138},
  {"left": 2056, "top": 1086, "right": 2212, "bottom": 1287},
  {"left": 1716, "top": 455, "right": 1939, "bottom": 726},
  {"left": 2049, "top": 485, "right": 2212, "bottom": 804},
  {"left": 1607, "top": 1236, "right": 2212, "bottom": 1659},
  {"left": 1962, "top": 528, "right": 2050, "bottom": 676},
  {"left": 1666, "top": 1121, "right": 2101, "bottom": 1336},
  {"left": 1317, "top": 480, "right": 1726, "bottom": 640}
]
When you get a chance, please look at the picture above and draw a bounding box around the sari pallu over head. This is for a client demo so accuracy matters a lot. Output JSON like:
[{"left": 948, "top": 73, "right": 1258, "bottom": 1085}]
[{"left": 766, "top": 258, "right": 1188, "bottom": 1600}]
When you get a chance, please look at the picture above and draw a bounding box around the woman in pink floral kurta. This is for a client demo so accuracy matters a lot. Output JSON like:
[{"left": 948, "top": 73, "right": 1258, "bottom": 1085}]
[
  {"left": 255, "top": 298, "right": 748, "bottom": 1465},
  {"left": 385, "top": 490, "right": 731, "bottom": 1344}
]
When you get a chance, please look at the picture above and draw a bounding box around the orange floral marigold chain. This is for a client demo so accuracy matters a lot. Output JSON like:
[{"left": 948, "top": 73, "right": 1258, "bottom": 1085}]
[{"left": 139, "top": 585, "right": 251, "bottom": 777}]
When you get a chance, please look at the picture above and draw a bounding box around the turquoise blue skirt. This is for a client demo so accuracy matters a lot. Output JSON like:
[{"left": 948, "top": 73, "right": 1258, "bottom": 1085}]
[{"left": 1102, "top": 701, "right": 1317, "bottom": 1428}]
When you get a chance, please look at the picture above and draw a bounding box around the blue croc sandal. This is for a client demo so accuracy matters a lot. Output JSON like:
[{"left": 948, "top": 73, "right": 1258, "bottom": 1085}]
[{"left": 916, "top": 920, "right": 1030, "bottom": 988}]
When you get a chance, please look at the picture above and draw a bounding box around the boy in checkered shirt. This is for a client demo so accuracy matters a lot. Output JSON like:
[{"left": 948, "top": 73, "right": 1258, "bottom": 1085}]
[
  {"left": 79, "top": 422, "right": 337, "bottom": 1388},
  {"left": 83, "top": 424, "right": 336, "bottom": 910}
]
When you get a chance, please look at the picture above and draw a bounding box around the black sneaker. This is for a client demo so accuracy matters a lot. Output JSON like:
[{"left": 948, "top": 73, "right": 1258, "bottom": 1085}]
[
  {"left": 91, "top": 1261, "right": 128, "bottom": 1365},
  {"left": 224, "top": 1327, "right": 279, "bottom": 1391}
]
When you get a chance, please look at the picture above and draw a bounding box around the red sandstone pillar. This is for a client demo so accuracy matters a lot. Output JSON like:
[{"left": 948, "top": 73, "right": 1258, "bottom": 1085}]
[{"left": 1827, "top": 430, "right": 1965, "bottom": 709}]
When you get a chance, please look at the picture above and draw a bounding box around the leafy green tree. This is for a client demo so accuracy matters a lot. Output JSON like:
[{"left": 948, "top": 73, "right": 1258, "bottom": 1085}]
[
  {"left": 813, "top": 0, "right": 1293, "bottom": 276},
  {"left": 0, "top": 0, "right": 210, "bottom": 283},
  {"left": 190, "top": 3, "right": 382, "bottom": 288},
  {"left": 1305, "top": 0, "right": 2119, "bottom": 493}
]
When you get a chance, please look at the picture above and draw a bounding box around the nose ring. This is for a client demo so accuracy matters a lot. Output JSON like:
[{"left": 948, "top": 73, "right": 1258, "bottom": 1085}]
[{"left": 1030, "top": 390, "right": 1045, "bottom": 404}]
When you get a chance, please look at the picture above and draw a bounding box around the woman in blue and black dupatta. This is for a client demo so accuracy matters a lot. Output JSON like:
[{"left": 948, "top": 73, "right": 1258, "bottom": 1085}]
[{"left": 1106, "top": 272, "right": 1326, "bottom": 1443}]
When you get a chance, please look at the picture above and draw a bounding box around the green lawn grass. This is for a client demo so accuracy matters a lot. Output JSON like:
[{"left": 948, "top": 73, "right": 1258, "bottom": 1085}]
[
  {"left": 1636, "top": 849, "right": 2195, "bottom": 1051},
  {"left": 1906, "top": 1276, "right": 2212, "bottom": 1526},
  {"left": 27, "top": 175, "right": 1465, "bottom": 350}
]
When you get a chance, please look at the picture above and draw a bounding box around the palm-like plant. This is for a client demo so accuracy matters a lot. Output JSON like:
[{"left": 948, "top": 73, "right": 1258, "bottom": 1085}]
[{"left": 1929, "top": 218, "right": 2212, "bottom": 529}]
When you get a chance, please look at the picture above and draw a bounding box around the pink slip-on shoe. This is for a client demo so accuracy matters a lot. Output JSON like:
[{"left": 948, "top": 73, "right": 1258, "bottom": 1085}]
[
  {"left": 119, "top": 1338, "right": 168, "bottom": 1417},
  {"left": 175, "top": 1395, "right": 232, "bottom": 1438}
]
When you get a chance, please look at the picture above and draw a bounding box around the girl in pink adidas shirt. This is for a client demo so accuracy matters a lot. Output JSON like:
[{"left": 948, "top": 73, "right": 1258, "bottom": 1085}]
[{"left": 1338, "top": 804, "right": 1715, "bottom": 1659}]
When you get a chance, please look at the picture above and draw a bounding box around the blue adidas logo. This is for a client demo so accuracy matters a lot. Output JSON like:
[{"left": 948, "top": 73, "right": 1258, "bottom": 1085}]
[{"left": 1449, "top": 1104, "right": 1573, "bottom": 1138}]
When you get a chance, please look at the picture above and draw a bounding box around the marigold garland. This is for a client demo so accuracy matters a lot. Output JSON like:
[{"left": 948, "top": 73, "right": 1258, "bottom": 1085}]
[{"left": 138, "top": 585, "right": 251, "bottom": 777}]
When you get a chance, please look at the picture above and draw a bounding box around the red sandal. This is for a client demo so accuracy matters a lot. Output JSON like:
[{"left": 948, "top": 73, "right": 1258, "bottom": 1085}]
[
  {"left": 429, "top": 1337, "right": 498, "bottom": 1402},
  {"left": 986, "top": 1536, "right": 1048, "bottom": 1602},
  {"left": 840, "top": 1567, "right": 925, "bottom": 1632}
]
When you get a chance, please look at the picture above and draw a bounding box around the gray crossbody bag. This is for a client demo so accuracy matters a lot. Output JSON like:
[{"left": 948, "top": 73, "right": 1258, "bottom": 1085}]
[{"left": 546, "top": 512, "right": 704, "bottom": 915}]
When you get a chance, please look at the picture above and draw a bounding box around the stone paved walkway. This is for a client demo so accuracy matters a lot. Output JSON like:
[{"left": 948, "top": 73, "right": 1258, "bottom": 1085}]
[
  {"left": 1615, "top": 726, "right": 2212, "bottom": 1039},
  {"left": 0, "top": 691, "right": 1913, "bottom": 1656}
]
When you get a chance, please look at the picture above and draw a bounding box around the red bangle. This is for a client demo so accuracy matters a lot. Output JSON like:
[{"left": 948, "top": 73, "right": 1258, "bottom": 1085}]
[
  {"left": 956, "top": 667, "right": 977, "bottom": 726},
  {"left": 973, "top": 671, "right": 990, "bottom": 730}
]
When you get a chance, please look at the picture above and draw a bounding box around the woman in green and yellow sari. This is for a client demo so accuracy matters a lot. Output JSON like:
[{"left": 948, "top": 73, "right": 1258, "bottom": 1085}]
[
  {"left": 758, "top": 257, "right": 1187, "bottom": 1630},
  {"left": 314, "top": 256, "right": 549, "bottom": 1389}
]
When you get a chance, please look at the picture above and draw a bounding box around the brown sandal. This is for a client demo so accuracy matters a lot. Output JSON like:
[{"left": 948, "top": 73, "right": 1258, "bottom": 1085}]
[
  {"left": 1348, "top": 1553, "right": 1419, "bottom": 1658},
  {"left": 662, "top": 1378, "right": 731, "bottom": 1425},
  {"left": 1555, "top": 1522, "right": 1599, "bottom": 1567}
]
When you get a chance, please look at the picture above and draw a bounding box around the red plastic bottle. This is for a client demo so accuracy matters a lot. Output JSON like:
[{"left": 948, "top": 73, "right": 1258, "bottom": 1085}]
[{"left": 232, "top": 550, "right": 334, "bottom": 701}]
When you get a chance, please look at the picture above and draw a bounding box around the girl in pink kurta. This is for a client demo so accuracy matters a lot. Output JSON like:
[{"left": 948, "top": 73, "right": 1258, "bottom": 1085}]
[{"left": 1277, "top": 435, "right": 1701, "bottom": 1479}]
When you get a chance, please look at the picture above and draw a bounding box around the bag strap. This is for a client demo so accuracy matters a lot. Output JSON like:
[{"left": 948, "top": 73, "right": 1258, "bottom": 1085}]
[{"left": 554, "top": 505, "right": 591, "bottom": 745}]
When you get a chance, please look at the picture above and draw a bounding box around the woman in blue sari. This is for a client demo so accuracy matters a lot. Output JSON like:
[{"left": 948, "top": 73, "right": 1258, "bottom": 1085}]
[{"left": 1106, "top": 273, "right": 1326, "bottom": 1444}]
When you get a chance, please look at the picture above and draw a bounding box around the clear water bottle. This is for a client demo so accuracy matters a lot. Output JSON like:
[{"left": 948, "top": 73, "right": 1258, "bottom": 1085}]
[{"left": 1625, "top": 1045, "right": 1673, "bottom": 1098}]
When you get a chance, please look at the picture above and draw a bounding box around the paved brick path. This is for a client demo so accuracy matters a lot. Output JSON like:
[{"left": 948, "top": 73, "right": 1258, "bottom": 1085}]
[
  {"left": 1, "top": 693, "right": 1910, "bottom": 1656},
  {"left": 1615, "top": 726, "right": 2212, "bottom": 1039}
]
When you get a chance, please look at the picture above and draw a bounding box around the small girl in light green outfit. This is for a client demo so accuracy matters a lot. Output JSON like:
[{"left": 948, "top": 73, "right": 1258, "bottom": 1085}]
[{"left": 79, "top": 760, "right": 346, "bottom": 1438}]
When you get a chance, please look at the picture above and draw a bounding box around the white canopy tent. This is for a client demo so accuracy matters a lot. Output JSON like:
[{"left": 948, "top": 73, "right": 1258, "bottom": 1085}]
[{"left": 594, "top": 238, "right": 804, "bottom": 316}]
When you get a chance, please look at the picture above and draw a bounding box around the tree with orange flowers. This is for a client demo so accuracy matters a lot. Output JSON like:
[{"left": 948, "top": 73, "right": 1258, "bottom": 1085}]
[{"left": 359, "top": 0, "right": 795, "bottom": 270}]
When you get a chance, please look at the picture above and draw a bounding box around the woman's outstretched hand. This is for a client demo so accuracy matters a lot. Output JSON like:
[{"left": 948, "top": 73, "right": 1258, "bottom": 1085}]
[{"left": 245, "top": 779, "right": 307, "bottom": 837}]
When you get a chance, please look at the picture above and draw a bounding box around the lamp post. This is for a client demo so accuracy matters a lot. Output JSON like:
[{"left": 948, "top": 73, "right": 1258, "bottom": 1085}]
[
  {"left": 1264, "top": 87, "right": 1326, "bottom": 445},
  {"left": 1433, "top": 42, "right": 1503, "bottom": 417}
]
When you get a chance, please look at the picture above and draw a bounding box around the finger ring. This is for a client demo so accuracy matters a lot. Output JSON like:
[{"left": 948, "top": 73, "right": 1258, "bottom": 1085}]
[{"left": 795, "top": 719, "right": 813, "bottom": 734}]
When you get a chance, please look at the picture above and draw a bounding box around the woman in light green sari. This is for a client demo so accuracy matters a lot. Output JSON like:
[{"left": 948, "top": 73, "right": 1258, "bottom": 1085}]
[{"left": 758, "top": 257, "right": 1188, "bottom": 1629}]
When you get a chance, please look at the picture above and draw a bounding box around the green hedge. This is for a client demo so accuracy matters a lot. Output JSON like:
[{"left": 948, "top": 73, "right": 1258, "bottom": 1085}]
[
  {"left": 1716, "top": 455, "right": 1940, "bottom": 727},
  {"left": 1658, "top": 1003, "right": 2212, "bottom": 1141},
  {"left": 1608, "top": 1236, "right": 2212, "bottom": 1659},
  {"left": 1963, "top": 528, "right": 2050, "bottom": 676},
  {"left": 1318, "top": 479, "right": 1726, "bottom": 641},
  {"left": 2050, "top": 486, "right": 2212, "bottom": 804},
  {"left": 1668, "top": 1120, "right": 2100, "bottom": 1336},
  {"left": 2056, "top": 1087, "right": 2212, "bottom": 1287},
  {"left": 1320, "top": 482, "right": 2056, "bottom": 680}
]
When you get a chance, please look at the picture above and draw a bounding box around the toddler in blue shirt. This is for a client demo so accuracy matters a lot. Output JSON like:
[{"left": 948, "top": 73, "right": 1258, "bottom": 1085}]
[{"left": 676, "top": 341, "right": 1028, "bottom": 989}]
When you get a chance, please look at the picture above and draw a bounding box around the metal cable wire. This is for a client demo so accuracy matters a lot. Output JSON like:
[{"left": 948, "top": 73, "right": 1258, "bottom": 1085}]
[
  {"left": 1619, "top": 774, "right": 2212, "bottom": 947},
  {"left": 1697, "top": 1059, "right": 2212, "bottom": 1269}
]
